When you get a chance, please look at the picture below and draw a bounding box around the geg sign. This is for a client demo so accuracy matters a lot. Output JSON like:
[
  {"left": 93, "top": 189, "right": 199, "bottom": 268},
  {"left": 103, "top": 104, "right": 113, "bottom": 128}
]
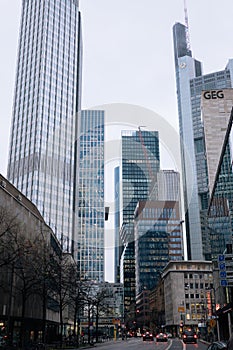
[{"left": 203, "top": 90, "right": 224, "bottom": 99}]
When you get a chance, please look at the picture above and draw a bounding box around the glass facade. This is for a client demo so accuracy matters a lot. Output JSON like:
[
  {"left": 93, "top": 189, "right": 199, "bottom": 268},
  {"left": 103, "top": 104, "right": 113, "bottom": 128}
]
[
  {"left": 208, "top": 110, "right": 233, "bottom": 259},
  {"left": 114, "top": 166, "right": 123, "bottom": 283},
  {"left": 120, "top": 130, "right": 160, "bottom": 311},
  {"left": 122, "top": 130, "right": 160, "bottom": 226},
  {"left": 173, "top": 22, "right": 233, "bottom": 260},
  {"left": 7, "top": 0, "right": 82, "bottom": 253},
  {"left": 134, "top": 201, "right": 182, "bottom": 295},
  {"left": 76, "top": 110, "right": 105, "bottom": 281}
]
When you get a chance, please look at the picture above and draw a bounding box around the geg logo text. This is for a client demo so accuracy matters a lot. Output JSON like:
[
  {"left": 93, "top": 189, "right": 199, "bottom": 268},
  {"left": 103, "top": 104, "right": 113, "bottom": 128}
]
[{"left": 203, "top": 90, "right": 224, "bottom": 99}]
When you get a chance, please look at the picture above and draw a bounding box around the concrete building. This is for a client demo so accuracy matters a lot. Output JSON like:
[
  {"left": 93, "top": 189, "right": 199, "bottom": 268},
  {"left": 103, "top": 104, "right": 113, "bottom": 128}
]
[
  {"left": 201, "top": 89, "right": 233, "bottom": 195},
  {"left": 162, "top": 261, "right": 214, "bottom": 334},
  {"left": 202, "top": 90, "right": 233, "bottom": 259},
  {"left": 7, "top": 0, "right": 82, "bottom": 253},
  {"left": 0, "top": 174, "right": 63, "bottom": 343}
]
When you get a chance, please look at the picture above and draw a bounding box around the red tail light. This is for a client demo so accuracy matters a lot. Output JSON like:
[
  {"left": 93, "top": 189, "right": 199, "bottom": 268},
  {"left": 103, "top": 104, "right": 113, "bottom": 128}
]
[{"left": 194, "top": 335, "right": 197, "bottom": 339}]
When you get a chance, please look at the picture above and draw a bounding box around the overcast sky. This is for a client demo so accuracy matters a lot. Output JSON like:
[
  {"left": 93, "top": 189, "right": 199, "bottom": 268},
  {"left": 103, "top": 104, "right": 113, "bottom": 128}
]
[{"left": 1, "top": 0, "right": 233, "bottom": 280}]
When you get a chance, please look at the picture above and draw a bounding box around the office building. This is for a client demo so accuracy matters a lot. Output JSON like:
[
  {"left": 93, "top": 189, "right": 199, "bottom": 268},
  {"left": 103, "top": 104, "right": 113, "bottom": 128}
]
[
  {"left": 134, "top": 200, "right": 182, "bottom": 296},
  {"left": 202, "top": 90, "right": 233, "bottom": 258},
  {"left": 157, "top": 170, "right": 181, "bottom": 203},
  {"left": 0, "top": 174, "right": 62, "bottom": 343},
  {"left": 121, "top": 130, "right": 160, "bottom": 226},
  {"left": 173, "top": 21, "right": 233, "bottom": 260},
  {"left": 162, "top": 261, "right": 214, "bottom": 334},
  {"left": 76, "top": 110, "right": 105, "bottom": 281},
  {"left": 7, "top": 0, "right": 82, "bottom": 253},
  {"left": 114, "top": 166, "right": 123, "bottom": 283},
  {"left": 201, "top": 89, "right": 233, "bottom": 195},
  {"left": 120, "top": 130, "right": 160, "bottom": 314}
]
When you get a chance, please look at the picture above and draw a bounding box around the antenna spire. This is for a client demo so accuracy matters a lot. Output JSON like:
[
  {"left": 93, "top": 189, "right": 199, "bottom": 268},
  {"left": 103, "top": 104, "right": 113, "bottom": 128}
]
[{"left": 184, "top": 0, "right": 191, "bottom": 51}]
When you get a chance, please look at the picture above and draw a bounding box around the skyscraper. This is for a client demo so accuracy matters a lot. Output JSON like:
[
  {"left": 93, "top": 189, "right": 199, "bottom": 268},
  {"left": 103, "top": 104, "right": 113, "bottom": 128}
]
[
  {"left": 173, "top": 21, "right": 233, "bottom": 260},
  {"left": 202, "top": 90, "right": 233, "bottom": 258},
  {"left": 120, "top": 129, "right": 160, "bottom": 313},
  {"left": 121, "top": 130, "right": 160, "bottom": 226},
  {"left": 76, "top": 110, "right": 105, "bottom": 281},
  {"left": 7, "top": 0, "right": 82, "bottom": 252},
  {"left": 114, "top": 166, "right": 123, "bottom": 283}
]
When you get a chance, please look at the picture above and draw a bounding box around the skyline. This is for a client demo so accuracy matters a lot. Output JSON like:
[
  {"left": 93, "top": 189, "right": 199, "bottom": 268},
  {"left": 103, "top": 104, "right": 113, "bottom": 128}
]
[
  {"left": 1, "top": 1, "right": 233, "bottom": 282},
  {"left": 1, "top": 1, "right": 233, "bottom": 176}
]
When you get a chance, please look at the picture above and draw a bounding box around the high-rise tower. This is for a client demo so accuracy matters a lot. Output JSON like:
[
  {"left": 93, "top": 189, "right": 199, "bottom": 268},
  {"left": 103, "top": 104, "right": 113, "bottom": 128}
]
[
  {"left": 76, "top": 110, "right": 105, "bottom": 281},
  {"left": 7, "top": 0, "right": 82, "bottom": 253},
  {"left": 173, "top": 21, "right": 233, "bottom": 260},
  {"left": 120, "top": 130, "right": 160, "bottom": 313}
]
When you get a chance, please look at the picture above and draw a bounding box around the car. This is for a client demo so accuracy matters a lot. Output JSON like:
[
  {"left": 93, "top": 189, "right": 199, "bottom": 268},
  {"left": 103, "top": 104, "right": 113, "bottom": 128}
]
[
  {"left": 207, "top": 341, "right": 227, "bottom": 350},
  {"left": 142, "top": 331, "right": 154, "bottom": 341},
  {"left": 156, "top": 333, "right": 168, "bottom": 342},
  {"left": 182, "top": 329, "right": 198, "bottom": 344}
]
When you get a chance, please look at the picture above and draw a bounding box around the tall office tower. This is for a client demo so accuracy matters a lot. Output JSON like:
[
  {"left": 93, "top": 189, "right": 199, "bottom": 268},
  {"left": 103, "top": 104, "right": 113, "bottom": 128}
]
[
  {"left": 120, "top": 130, "right": 160, "bottom": 313},
  {"left": 114, "top": 166, "right": 123, "bottom": 283},
  {"left": 173, "top": 21, "right": 233, "bottom": 260},
  {"left": 76, "top": 110, "right": 105, "bottom": 281},
  {"left": 202, "top": 90, "right": 233, "bottom": 258},
  {"left": 7, "top": 0, "right": 82, "bottom": 253}
]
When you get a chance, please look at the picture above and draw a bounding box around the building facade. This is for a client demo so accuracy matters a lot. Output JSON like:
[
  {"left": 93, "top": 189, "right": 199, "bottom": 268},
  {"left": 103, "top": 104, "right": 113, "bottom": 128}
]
[
  {"left": 0, "top": 174, "right": 62, "bottom": 344},
  {"left": 173, "top": 21, "right": 233, "bottom": 260},
  {"left": 134, "top": 200, "right": 182, "bottom": 296},
  {"left": 162, "top": 261, "right": 214, "bottom": 335},
  {"left": 203, "top": 91, "right": 233, "bottom": 259},
  {"left": 114, "top": 166, "right": 123, "bottom": 283},
  {"left": 76, "top": 110, "right": 105, "bottom": 281},
  {"left": 120, "top": 130, "right": 160, "bottom": 315},
  {"left": 7, "top": 0, "right": 82, "bottom": 253}
]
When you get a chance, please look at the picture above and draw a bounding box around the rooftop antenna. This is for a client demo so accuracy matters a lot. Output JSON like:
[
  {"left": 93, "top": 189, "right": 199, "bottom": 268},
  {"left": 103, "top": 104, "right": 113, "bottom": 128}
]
[{"left": 184, "top": 0, "right": 191, "bottom": 51}]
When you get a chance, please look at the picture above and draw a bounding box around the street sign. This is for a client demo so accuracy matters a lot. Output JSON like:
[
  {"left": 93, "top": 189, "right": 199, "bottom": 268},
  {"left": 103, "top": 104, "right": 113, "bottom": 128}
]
[
  {"left": 220, "top": 279, "right": 228, "bottom": 287},
  {"left": 178, "top": 306, "right": 185, "bottom": 313},
  {"left": 218, "top": 254, "right": 225, "bottom": 262},
  {"left": 219, "top": 271, "right": 227, "bottom": 278},
  {"left": 209, "top": 319, "right": 216, "bottom": 328},
  {"left": 219, "top": 262, "right": 226, "bottom": 270}
]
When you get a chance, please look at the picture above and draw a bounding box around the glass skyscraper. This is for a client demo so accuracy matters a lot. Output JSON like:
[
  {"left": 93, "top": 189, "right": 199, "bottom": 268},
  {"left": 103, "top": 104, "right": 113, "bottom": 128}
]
[
  {"left": 173, "top": 22, "right": 233, "bottom": 260},
  {"left": 76, "top": 110, "right": 105, "bottom": 281},
  {"left": 7, "top": 0, "right": 82, "bottom": 252},
  {"left": 120, "top": 130, "right": 160, "bottom": 313}
]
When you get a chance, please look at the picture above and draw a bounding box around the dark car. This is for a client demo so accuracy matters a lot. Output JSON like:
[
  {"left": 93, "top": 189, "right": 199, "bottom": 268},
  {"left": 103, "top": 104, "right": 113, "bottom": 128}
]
[
  {"left": 207, "top": 341, "right": 227, "bottom": 350},
  {"left": 182, "top": 329, "right": 198, "bottom": 344},
  {"left": 142, "top": 331, "right": 154, "bottom": 341},
  {"left": 156, "top": 333, "right": 168, "bottom": 342}
]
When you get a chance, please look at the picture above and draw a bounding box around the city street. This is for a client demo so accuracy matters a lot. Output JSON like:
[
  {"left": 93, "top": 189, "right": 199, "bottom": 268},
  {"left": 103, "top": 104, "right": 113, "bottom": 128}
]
[{"left": 89, "top": 338, "right": 209, "bottom": 350}]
